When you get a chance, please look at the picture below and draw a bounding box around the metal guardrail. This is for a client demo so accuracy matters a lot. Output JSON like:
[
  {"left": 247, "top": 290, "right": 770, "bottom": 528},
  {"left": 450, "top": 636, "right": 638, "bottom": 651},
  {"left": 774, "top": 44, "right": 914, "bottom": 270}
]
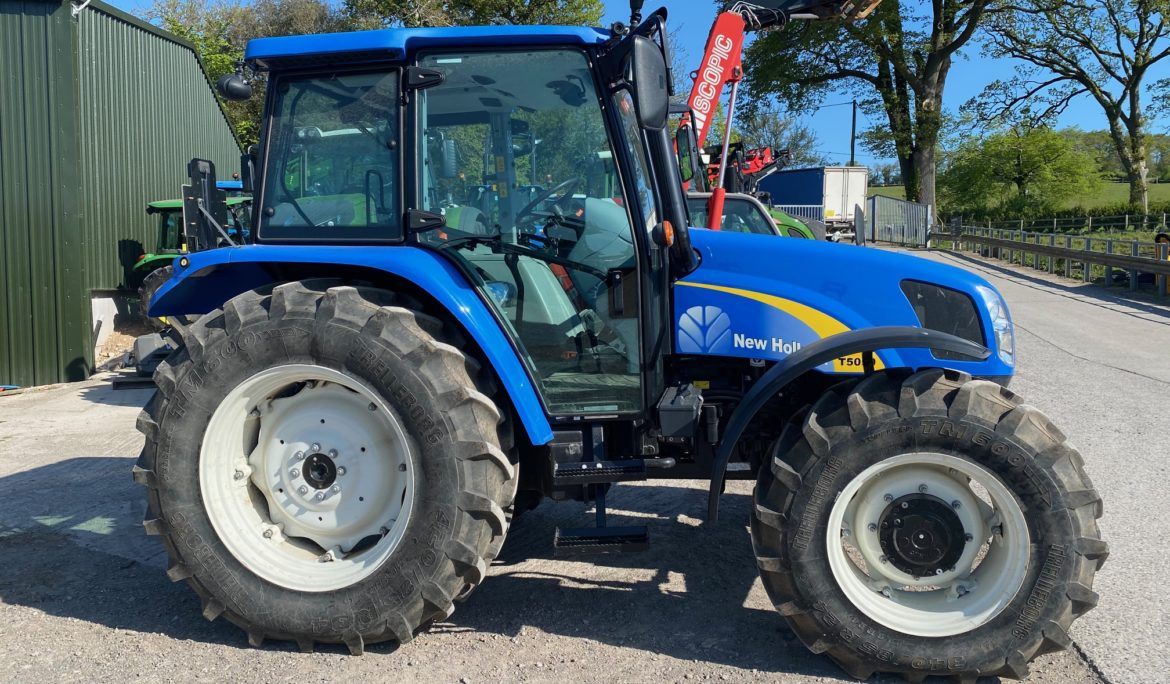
[
  {"left": 959, "top": 212, "right": 1169, "bottom": 233},
  {"left": 933, "top": 227, "right": 1170, "bottom": 296},
  {"left": 775, "top": 204, "right": 823, "bottom": 223}
]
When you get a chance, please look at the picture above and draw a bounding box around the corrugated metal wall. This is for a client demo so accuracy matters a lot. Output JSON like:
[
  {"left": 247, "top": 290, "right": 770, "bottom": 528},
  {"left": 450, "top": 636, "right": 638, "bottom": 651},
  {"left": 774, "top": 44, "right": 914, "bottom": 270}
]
[
  {"left": 79, "top": 2, "right": 241, "bottom": 290},
  {"left": 0, "top": 0, "right": 240, "bottom": 387},
  {"left": 0, "top": 0, "right": 85, "bottom": 387}
]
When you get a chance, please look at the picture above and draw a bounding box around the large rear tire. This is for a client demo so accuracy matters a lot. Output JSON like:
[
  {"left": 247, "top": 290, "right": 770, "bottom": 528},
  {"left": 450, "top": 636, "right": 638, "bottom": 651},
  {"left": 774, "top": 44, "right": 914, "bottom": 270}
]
[
  {"left": 752, "top": 369, "right": 1106, "bottom": 681},
  {"left": 135, "top": 281, "right": 515, "bottom": 652}
]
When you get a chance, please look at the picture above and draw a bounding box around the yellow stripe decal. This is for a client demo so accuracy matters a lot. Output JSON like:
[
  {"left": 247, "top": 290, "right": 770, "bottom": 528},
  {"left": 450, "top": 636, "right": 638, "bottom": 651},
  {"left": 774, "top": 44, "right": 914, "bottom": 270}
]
[{"left": 676, "top": 281, "right": 884, "bottom": 372}]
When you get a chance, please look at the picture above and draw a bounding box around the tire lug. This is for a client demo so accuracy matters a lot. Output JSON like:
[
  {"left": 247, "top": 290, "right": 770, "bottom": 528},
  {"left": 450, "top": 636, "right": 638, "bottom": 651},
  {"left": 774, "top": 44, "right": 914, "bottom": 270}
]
[
  {"left": 294, "top": 451, "right": 305, "bottom": 461},
  {"left": 398, "top": 464, "right": 407, "bottom": 472},
  {"left": 964, "top": 533, "right": 974, "bottom": 542},
  {"left": 880, "top": 587, "right": 891, "bottom": 598},
  {"left": 893, "top": 518, "right": 903, "bottom": 527},
  {"left": 900, "top": 501, "right": 909, "bottom": 509},
  {"left": 233, "top": 470, "right": 245, "bottom": 481},
  {"left": 314, "top": 491, "right": 325, "bottom": 501},
  {"left": 368, "top": 403, "right": 377, "bottom": 411},
  {"left": 249, "top": 407, "right": 261, "bottom": 418},
  {"left": 879, "top": 555, "right": 888, "bottom": 564}
]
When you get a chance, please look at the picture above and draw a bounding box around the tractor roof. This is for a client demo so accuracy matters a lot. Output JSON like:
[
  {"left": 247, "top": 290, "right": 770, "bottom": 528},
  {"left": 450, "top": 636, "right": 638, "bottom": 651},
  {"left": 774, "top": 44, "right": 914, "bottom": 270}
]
[
  {"left": 244, "top": 25, "right": 612, "bottom": 70},
  {"left": 147, "top": 196, "right": 251, "bottom": 211}
]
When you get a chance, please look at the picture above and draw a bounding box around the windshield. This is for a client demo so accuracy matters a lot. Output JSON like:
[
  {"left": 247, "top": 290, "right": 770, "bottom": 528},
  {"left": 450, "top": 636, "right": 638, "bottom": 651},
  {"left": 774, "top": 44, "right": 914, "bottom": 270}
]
[
  {"left": 416, "top": 49, "right": 644, "bottom": 414},
  {"left": 686, "top": 196, "right": 778, "bottom": 235},
  {"left": 259, "top": 70, "right": 400, "bottom": 241}
]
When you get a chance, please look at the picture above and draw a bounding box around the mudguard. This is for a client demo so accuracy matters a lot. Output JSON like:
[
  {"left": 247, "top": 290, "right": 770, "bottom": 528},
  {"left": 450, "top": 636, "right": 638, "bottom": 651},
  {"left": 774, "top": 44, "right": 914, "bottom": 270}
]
[
  {"left": 133, "top": 254, "right": 177, "bottom": 272},
  {"left": 706, "top": 326, "right": 989, "bottom": 521},
  {"left": 150, "top": 245, "right": 554, "bottom": 445}
]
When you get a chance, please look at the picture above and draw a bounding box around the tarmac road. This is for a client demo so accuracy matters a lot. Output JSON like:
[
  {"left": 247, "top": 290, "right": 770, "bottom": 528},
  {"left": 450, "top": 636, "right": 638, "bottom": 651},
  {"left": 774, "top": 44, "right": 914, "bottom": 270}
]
[{"left": 0, "top": 247, "right": 1161, "bottom": 683}]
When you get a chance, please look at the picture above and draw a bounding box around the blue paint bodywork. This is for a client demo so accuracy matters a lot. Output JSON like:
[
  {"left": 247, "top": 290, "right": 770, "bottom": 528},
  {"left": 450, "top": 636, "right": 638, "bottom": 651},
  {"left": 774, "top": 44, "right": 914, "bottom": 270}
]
[
  {"left": 245, "top": 26, "right": 611, "bottom": 69},
  {"left": 150, "top": 245, "right": 555, "bottom": 446},
  {"left": 676, "top": 229, "right": 1015, "bottom": 378}
]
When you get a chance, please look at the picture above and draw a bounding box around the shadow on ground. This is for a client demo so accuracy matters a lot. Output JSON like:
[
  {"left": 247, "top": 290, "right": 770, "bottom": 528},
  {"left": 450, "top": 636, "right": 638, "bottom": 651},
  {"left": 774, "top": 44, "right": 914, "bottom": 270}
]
[{"left": 0, "top": 454, "right": 848, "bottom": 677}]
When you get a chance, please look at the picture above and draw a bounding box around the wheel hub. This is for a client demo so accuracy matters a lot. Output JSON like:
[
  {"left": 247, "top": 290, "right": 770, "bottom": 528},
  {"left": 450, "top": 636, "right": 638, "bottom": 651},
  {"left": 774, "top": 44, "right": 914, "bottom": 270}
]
[
  {"left": 879, "top": 494, "right": 966, "bottom": 578},
  {"left": 303, "top": 452, "right": 338, "bottom": 490}
]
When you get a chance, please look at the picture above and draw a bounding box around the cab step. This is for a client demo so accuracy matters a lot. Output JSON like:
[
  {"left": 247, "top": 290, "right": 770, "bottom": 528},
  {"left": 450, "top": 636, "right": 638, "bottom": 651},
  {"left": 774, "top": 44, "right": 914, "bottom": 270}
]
[
  {"left": 553, "top": 525, "right": 649, "bottom": 556},
  {"left": 552, "top": 459, "right": 647, "bottom": 486}
]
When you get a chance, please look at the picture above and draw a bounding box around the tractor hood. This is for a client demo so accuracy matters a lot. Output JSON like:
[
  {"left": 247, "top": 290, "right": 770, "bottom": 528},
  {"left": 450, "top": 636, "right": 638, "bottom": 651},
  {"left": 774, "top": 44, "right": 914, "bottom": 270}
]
[{"left": 672, "top": 228, "right": 1015, "bottom": 378}]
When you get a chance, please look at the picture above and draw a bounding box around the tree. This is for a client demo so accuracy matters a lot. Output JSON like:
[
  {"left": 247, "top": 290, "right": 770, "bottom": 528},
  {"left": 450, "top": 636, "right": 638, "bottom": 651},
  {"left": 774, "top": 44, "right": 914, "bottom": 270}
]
[
  {"left": 736, "top": 101, "right": 825, "bottom": 167},
  {"left": 980, "top": 0, "right": 1170, "bottom": 212},
  {"left": 742, "top": 0, "right": 993, "bottom": 212},
  {"left": 151, "top": 0, "right": 349, "bottom": 145},
  {"left": 343, "top": 0, "right": 602, "bottom": 30},
  {"left": 940, "top": 126, "right": 1101, "bottom": 214}
]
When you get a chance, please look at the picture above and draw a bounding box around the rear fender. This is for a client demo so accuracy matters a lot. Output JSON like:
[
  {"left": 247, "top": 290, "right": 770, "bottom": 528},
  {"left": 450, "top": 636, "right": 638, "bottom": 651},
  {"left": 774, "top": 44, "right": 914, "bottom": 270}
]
[
  {"left": 133, "top": 253, "right": 177, "bottom": 273},
  {"left": 151, "top": 245, "right": 554, "bottom": 445}
]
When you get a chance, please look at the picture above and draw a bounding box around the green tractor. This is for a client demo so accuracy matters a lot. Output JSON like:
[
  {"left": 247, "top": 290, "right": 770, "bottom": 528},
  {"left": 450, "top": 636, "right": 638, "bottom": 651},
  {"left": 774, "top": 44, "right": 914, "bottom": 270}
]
[{"left": 133, "top": 195, "right": 251, "bottom": 325}]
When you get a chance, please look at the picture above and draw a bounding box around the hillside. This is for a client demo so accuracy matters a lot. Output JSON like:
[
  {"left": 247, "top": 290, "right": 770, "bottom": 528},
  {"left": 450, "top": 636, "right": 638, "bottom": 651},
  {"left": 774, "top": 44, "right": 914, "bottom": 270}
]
[{"left": 868, "top": 182, "right": 1170, "bottom": 210}]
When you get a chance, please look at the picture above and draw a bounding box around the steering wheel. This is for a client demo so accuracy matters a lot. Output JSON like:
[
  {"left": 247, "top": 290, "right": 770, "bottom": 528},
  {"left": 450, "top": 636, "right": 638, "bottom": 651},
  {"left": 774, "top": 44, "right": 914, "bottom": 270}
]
[{"left": 515, "top": 177, "right": 582, "bottom": 226}]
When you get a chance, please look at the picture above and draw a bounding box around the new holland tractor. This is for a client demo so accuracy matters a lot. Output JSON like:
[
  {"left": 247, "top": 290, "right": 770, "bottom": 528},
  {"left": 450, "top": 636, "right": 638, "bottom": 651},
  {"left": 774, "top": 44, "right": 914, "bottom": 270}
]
[{"left": 136, "top": 2, "right": 1106, "bottom": 680}]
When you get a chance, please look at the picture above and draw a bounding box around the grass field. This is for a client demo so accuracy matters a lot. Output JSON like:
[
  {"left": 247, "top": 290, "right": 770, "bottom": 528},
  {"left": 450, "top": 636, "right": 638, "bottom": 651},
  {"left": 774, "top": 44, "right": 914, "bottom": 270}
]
[{"left": 868, "top": 182, "right": 1170, "bottom": 209}]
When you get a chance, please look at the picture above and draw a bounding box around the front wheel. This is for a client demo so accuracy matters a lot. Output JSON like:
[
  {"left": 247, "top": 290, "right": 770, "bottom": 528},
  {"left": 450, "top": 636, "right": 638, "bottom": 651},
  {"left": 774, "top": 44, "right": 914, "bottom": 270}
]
[
  {"left": 752, "top": 369, "right": 1106, "bottom": 681},
  {"left": 135, "top": 281, "right": 515, "bottom": 652}
]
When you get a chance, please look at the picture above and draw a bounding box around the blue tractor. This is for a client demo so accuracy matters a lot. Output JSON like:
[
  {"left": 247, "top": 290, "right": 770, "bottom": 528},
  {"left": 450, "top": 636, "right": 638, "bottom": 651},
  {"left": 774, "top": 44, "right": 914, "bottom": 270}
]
[{"left": 136, "top": 3, "right": 1105, "bottom": 680}]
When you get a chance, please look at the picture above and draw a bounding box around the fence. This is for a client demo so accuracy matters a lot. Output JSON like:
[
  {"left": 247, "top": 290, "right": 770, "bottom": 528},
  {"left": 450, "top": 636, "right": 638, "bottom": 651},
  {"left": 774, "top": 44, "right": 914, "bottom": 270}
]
[
  {"left": 957, "top": 212, "right": 1169, "bottom": 234},
  {"left": 936, "top": 226, "right": 1170, "bottom": 296},
  {"left": 776, "top": 204, "right": 823, "bottom": 223},
  {"left": 866, "top": 195, "right": 933, "bottom": 247}
]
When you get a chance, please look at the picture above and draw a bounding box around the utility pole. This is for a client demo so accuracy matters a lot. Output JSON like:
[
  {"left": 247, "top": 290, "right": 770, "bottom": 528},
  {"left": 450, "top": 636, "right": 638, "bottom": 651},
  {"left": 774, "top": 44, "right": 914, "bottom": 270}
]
[{"left": 849, "top": 99, "right": 857, "bottom": 166}]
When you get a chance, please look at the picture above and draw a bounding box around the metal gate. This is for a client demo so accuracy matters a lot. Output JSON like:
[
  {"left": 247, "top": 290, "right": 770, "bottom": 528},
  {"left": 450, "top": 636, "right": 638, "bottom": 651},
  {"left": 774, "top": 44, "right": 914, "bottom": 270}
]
[{"left": 866, "top": 194, "right": 932, "bottom": 247}]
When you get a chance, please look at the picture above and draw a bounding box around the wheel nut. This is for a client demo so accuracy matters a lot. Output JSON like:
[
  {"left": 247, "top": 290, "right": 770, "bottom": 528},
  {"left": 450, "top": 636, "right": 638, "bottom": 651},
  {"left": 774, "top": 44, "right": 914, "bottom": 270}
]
[
  {"left": 368, "top": 403, "right": 377, "bottom": 411},
  {"left": 951, "top": 500, "right": 961, "bottom": 509},
  {"left": 883, "top": 493, "right": 894, "bottom": 502},
  {"left": 399, "top": 464, "right": 407, "bottom": 472},
  {"left": 879, "top": 555, "right": 888, "bottom": 564},
  {"left": 298, "top": 485, "right": 308, "bottom": 495},
  {"left": 918, "top": 484, "right": 928, "bottom": 493},
  {"left": 900, "top": 501, "right": 909, "bottom": 509},
  {"left": 314, "top": 491, "right": 324, "bottom": 501},
  {"left": 964, "top": 533, "right": 974, "bottom": 542},
  {"left": 290, "top": 469, "right": 300, "bottom": 478},
  {"left": 337, "top": 467, "right": 347, "bottom": 476},
  {"left": 294, "top": 451, "right": 304, "bottom": 461},
  {"left": 262, "top": 529, "right": 274, "bottom": 539},
  {"left": 233, "top": 470, "right": 245, "bottom": 480},
  {"left": 328, "top": 449, "right": 338, "bottom": 458},
  {"left": 867, "top": 523, "right": 877, "bottom": 532},
  {"left": 331, "top": 485, "right": 340, "bottom": 493},
  {"left": 311, "top": 443, "right": 321, "bottom": 453}
]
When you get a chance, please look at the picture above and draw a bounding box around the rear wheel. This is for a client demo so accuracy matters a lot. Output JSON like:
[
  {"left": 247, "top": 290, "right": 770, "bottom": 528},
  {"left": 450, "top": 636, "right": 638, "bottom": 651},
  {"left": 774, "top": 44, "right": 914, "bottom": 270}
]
[
  {"left": 752, "top": 369, "right": 1106, "bottom": 681},
  {"left": 135, "top": 281, "right": 515, "bottom": 652},
  {"left": 137, "top": 265, "right": 174, "bottom": 329}
]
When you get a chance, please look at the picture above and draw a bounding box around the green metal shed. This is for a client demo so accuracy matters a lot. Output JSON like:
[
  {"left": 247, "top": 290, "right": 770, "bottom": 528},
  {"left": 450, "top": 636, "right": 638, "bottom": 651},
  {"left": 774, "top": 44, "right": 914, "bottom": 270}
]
[{"left": 0, "top": 0, "right": 240, "bottom": 387}]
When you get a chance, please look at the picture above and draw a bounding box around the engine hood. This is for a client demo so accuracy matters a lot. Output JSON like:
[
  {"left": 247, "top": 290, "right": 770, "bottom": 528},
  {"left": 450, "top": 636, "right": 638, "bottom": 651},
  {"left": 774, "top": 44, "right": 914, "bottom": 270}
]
[{"left": 672, "top": 228, "right": 1013, "bottom": 377}]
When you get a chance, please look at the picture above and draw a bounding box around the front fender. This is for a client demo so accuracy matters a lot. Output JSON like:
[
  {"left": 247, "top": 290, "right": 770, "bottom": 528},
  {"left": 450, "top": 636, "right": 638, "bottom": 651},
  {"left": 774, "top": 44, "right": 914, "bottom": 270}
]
[{"left": 151, "top": 245, "right": 554, "bottom": 446}]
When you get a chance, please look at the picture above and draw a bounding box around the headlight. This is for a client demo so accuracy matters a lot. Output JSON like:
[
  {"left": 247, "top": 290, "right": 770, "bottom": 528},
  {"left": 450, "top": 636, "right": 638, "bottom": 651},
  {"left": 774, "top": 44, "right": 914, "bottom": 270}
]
[
  {"left": 900, "top": 281, "right": 983, "bottom": 361},
  {"left": 976, "top": 285, "right": 1015, "bottom": 366}
]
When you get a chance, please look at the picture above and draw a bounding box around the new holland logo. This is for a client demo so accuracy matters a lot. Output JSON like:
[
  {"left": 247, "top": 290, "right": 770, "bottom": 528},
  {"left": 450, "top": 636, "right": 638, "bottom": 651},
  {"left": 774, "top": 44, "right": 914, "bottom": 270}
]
[{"left": 677, "top": 305, "right": 731, "bottom": 353}]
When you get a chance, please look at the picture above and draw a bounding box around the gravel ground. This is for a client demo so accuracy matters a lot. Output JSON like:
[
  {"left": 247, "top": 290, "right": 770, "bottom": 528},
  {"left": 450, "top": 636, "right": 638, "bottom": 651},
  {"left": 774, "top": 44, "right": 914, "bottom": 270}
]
[{"left": 3, "top": 247, "right": 1156, "bottom": 683}]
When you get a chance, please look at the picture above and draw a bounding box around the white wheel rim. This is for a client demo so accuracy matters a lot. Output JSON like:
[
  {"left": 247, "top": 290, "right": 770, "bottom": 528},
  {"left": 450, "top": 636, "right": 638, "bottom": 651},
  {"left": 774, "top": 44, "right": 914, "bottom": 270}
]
[
  {"left": 825, "top": 452, "right": 1030, "bottom": 637},
  {"left": 200, "top": 364, "right": 415, "bottom": 592}
]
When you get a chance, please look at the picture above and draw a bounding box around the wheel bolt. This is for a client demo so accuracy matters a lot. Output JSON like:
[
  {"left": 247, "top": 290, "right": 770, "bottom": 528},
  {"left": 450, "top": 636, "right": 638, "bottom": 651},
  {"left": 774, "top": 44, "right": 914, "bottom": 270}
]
[
  {"left": 298, "top": 485, "right": 308, "bottom": 495},
  {"left": 399, "top": 464, "right": 407, "bottom": 472},
  {"left": 368, "top": 403, "right": 377, "bottom": 411},
  {"left": 311, "top": 443, "right": 321, "bottom": 453},
  {"left": 935, "top": 568, "right": 943, "bottom": 575},
  {"left": 867, "top": 523, "right": 877, "bottom": 532},
  {"left": 893, "top": 518, "right": 903, "bottom": 527},
  {"left": 918, "top": 484, "right": 928, "bottom": 493},
  {"left": 233, "top": 470, "right": 245, "bottom": 481},
  {"left": 331, "top": 485, "right": 340, "bottom": 493},
  {"left": 328, "top": 449, "right": 338, "bottom": 459},
  {"left": 290, "top": 469, "right": 300, "bottom": 478},
  {"left": 294, "top": 451, "right": 304, "bottom": 461},
  {"left": 964, "top": 533, "right": 974, "bottom": 542},
  {"left": 337, "top": 467, "right": 347, "bottom": 476},
  {"left": 262, "top": 529, "right": 274, "bottom": 539},
  {"left": 879, "top": 555, "right": 888, "bottom": 564},
  {"left": 249, "top": 407, "right": 261, "bottom": 417},
  {"left": 314, "top": 491, "right": 324, "bottom": 501},
  {"left": 880, "top": 588, "right": 891, "bottom": 598},
  {"left": 883, "top": 493, "right": 894, "bottom": 502},
  {"left": 951, "top": 500, "right": 961, "bottom": 509},
  {"left": 900, "top": 501, "right": 909, "bottom": 509}
]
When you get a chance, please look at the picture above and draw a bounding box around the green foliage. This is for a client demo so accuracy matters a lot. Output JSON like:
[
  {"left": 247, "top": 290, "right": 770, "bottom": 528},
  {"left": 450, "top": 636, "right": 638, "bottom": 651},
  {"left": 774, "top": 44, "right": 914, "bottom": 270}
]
[
  {"left": 343, "top": 0, "right": 603, "bottom": 30},
  {"left": 735, "top": 101, "right": 825, "bottom": 167},
  {"left": 941, "top": 127, "right": 1101, "bottom": 214}
]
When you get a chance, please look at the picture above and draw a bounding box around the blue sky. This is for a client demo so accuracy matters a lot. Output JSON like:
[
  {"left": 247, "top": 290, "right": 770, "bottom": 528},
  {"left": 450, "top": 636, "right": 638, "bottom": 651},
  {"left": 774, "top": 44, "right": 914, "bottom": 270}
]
[
  {"left": 602, "top": 1, "right": 1168, "bottom": 166},
  {"left": 108, "top": 0, "right": 1165, "bottom": 166}
]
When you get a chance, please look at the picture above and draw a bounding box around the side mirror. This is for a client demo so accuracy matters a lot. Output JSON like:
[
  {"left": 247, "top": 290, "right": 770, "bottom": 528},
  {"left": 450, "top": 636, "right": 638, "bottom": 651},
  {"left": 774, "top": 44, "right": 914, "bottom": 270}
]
[
  {"left": 675, "top": 125, "right": 694, "bottom": 183},
  {"left": 216, "top": 74, "right": 252, "bottom": 101},
  {"left": 630, "top": 36, "right": 669, "bottom": 131}
]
